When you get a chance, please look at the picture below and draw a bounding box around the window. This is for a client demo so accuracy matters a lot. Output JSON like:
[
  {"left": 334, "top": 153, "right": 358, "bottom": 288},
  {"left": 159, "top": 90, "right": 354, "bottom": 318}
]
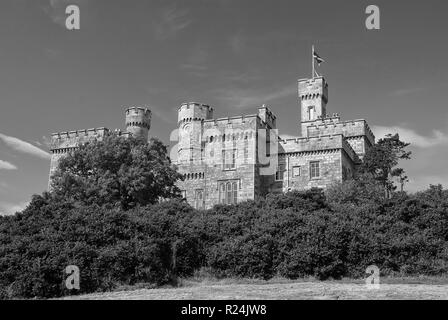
[
  {"left": 226, "top": 182, "right": 232, "bottom": 204},
  {"left": 219, "top": 180, "right": 238, "bottom": 205},
  {"left": 244, "top": 139, "right": 249, "bottom": 164},
  {"left": 219, "top": 183, "right": 226, "bottom": 204},
  {"left": 292, "top": 166, "right": 301, "bottom": 177},
  {"left": 310, "top": 161, "right": 320, "bottom": 179},
  {"left": 195, "top": 189, "right": 204, "bottom": 209},
  {"left": 275, "top": 164, "right": 285, "bottom": 181},
  {"left": 232, "top": 182, "right": 238, "bottom": 204},
  {"left": 308, "top": 106, "right": 315, "bottom": 120},
  {"left": 222, "top": 149, "right": 236, "bottom": 170}
]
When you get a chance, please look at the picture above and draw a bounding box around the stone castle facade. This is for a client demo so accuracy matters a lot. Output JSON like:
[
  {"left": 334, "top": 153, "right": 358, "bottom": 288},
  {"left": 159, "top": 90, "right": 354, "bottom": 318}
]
[{"left": 48, "top": 76, "right": 375, "bottom": 209}]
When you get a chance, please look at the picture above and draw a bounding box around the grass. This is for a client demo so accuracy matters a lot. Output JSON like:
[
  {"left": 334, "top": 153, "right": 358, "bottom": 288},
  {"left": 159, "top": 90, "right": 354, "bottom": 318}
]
[
  {"left": 107, "top": 272, "right": 448, "bottom": 298},
  {"left": 63, "top": 276, "right": 448, "bottom": 300}
]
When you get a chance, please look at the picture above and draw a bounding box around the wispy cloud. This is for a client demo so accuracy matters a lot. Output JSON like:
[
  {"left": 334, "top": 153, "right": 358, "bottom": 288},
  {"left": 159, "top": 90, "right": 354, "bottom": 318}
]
[
  {"left": 372, "top": 125, "right": 448, "bottom": 148},
  {"left": 180, "top": 43, "right": 209, "bottom": 76},
  {"left": 0, "top": 133, "right": 51, "bottom": 160},
  {"left": 0, "top": 201, "right": 29, "bottom": 216},
  {"left": 229, "top": 32, "right": 246, "bottom": 54},
  {"left": 221, "top": 70, "right": 262, "bottom": 84},
  {"left": 0, "top": 160, "right": 17, "bottom": 171},
  {"left": 153, "top": 4, "right": 192, "bottom": 40},
  {"left": 151, "top": 106, "right": 176, "bottom": 124},
  {"left": 390, "top": 87, "right": 428, "bottom": 97},
  {"left": 407, "top": 174, "right": 448, "bottom": 193},
  {"left": 215, "top": 84, "right": 296, "bottom": 109}
]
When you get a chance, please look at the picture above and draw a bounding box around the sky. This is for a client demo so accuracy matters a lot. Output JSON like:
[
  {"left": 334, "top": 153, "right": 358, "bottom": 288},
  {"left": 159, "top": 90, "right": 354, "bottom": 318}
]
[{"left": 1, "top": 0, "right": 448, "bottom": 214}]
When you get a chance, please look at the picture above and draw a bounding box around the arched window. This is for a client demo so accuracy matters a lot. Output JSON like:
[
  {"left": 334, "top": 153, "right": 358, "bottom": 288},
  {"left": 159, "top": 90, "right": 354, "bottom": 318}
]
[{"left": 219, "top": 180, "right": 239, "bottom": 205}]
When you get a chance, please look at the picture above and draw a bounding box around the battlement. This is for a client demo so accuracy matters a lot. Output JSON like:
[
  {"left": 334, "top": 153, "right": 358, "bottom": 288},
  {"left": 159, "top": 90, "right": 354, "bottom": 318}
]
[
  {"left": 279, "top": 134, "right": 358, "bottom": 160},
  {"left": 305, "top": 118, "right": 375, "bottom": 144},
  {"left": 203, "top": 114, "right": 257, "bottom": 126},
  {"left": 298, "top": 77, "right": 329, "bottom": 103},
  {"left": 125, "top": 107, "right": 151, "bottom": 130},
  {"left": 125, "top": 106, "right": 152, "bottom": 114},
  {"left": 178, "top": 102, "right": 214, "bottom": 123},
  {"left": 50, "top": 127, "right": 109, "bottom": 151}
]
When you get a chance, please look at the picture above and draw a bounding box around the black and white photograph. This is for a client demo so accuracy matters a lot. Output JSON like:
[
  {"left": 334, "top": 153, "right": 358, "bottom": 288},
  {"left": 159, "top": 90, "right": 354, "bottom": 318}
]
[{"left": 0, "top": 0, "right": 447, "bottom": 311}]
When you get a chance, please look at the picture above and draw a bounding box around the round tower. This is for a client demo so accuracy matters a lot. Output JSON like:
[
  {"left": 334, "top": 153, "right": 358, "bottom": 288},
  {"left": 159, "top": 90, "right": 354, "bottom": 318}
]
[
  {"left": 177, "top": 102, "right": 213, "bottom": 163},
  {"left": 125, "top": 107, "right": 151, "bottom": 141}
]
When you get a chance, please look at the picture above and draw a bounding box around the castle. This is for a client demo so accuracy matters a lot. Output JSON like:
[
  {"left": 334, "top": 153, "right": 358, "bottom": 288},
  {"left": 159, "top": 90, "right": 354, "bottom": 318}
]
[{"left": 48, "top": 75, "right": 375, "bottom": 209}]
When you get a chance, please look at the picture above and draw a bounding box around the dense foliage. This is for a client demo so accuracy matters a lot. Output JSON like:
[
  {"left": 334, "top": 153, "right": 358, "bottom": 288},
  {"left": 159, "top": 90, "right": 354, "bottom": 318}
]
[
  {"left": 50, "top": 135, "right": 182, "bottom": 210},
  {"left": 1, "top": 186, "right": 447, "bottom": 299},
  {"left": 358, "top": 133, "right": 412, "bottom": 196}
]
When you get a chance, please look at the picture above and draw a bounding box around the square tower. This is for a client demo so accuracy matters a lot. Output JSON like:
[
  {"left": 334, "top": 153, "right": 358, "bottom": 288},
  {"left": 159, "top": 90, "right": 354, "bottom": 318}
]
[{"left": 298, "top": 77, "right": 328, "bottom": 137}]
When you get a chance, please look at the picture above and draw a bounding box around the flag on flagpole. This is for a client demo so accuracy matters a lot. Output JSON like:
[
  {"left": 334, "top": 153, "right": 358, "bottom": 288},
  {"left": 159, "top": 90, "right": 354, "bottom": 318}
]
[{"left": 313, "top": 49, "right": 325, "bottom": 66}]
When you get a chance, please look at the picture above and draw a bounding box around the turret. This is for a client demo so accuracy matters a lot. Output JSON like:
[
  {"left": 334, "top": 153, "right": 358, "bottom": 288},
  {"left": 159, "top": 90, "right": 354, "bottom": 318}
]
[
  {"left": 125, "top": 107, "right": 151, "bottom": 141},
  {"left": 177, "top": 102, "right": 213, "bottom": 163},
  {"left": 298, "top": 76, "right": 328, "bottom": 137}
]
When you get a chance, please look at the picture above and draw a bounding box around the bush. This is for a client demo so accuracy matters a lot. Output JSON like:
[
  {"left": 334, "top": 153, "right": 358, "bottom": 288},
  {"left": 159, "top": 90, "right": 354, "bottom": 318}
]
[{"left": 1, "top": 185, "right": 448, "bottom": 299}]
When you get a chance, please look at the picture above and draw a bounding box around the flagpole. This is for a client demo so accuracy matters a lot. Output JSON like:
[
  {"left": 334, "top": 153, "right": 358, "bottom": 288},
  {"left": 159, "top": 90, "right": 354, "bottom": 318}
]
[{"left": 312, "top": 45, "right": 315, "bottom": 79}]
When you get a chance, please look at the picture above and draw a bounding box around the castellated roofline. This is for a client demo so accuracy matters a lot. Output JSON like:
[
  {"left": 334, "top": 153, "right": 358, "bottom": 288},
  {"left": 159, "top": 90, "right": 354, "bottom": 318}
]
[
  {"left": 125, "top": 106, "right": 152, "bottom": 115},
  {"left": 279, "top": 133, "right": 358, "bottom": 162},
  {"left": 304, "top": 118, "right": 375, "bottom": 144},
  {"left": 51, "top": 127, "right": 109, "bottom": 137},
  {"left": 177, "top": 102, "right": 215, "bottom": 124},
  {"left": 178, "top": 102, "right": 214, "bottom": 111},
  {"left": 297, "top": 76, "right": 327, "bottom": 83},
  {"left": 202, "top": 114, "right": 258, "bottom": 124},
  {"left": 49, "top": 127, "right": 111, "bottom": 151}
]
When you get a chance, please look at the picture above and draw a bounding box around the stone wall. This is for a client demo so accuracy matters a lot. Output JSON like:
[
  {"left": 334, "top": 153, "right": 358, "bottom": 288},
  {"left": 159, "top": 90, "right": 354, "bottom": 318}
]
[
  {"left": 276, "top": 149, "right": 344, "bottom": 191},
  {"left": 273, "top": 134, "right": 353, "bottom": 193},
  {"left": 176, "top": 114, "right": 261, "bottom": 209}
]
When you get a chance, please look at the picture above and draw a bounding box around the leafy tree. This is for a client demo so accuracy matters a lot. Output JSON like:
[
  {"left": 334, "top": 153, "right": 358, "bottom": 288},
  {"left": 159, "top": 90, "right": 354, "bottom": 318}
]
[
  {"left": 358, "top": 133, "right": 411, "bottom": 197},
  {"left": 50, "top": 134, "right": 182, "bottom": 210},
  {"left": 326, "top": 173, "right": 385, "bottom": 208}
]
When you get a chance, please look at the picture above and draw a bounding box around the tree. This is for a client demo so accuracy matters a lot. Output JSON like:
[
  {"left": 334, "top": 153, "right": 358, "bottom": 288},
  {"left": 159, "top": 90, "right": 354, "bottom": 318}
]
[
  {"left": 50, "top": 134, "right": 183, "bottom": 210},
  {"left": 358, "top": 133, "right": 411, "bottom": 197},
  {"left": 326, "top": 173, "right": 385, "bottom": 208}
]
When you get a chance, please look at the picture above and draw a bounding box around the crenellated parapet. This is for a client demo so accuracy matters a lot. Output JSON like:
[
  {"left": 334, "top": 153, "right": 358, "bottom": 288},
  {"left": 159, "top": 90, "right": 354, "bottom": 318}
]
[
  {"left": 306, "top": 118, "right": 375, "bottom": 145},
  {"left": 178, "top": 102, "right": 214, "bottom": 124},
  {"left": 279, "top": 134, "right": 358, "bottom": 161},
  {"left": 49, "top": 127, "right": 110, "bottom": 152}
]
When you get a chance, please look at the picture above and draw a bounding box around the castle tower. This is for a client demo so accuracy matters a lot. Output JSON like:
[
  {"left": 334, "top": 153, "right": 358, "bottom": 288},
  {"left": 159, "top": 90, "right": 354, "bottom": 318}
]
[
  {"left": 298, "top": 76, "right": 328, "bottom": 137},
  {"left": 177, "top": 102, "right": 213, "bottom": 163},
  {"left": 125, "top": 107, "right": 151, "bottom": 141}
]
